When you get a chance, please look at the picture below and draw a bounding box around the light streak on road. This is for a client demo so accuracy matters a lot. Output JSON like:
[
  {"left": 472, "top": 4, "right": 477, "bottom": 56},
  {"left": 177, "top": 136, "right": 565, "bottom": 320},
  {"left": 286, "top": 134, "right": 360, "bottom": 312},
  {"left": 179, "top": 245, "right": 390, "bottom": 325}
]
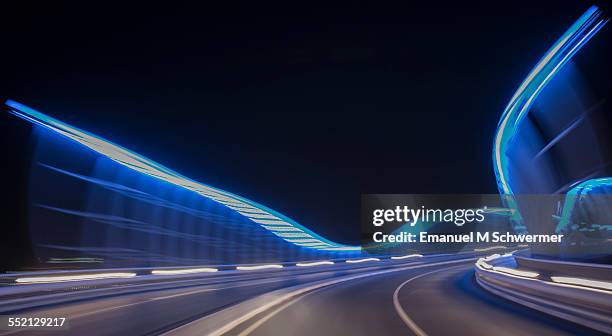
[
  {"left": 152, "top": 268, "right": 219, "bottom": 275},
  {"left": 345, "top": 258, "right": 380, "bottom": 263},
  {"left": 15, "top": 272, "right": 137, "bottom": 284},
  {"left": 235, "top": 295, "right": 309, "bottom": 336},
  {"left": 391, "top": 254, "right": 424, "bottom": 260},
  {"left": 295, "top": 261, "right": 334, "bottom": 267},
  {"left": 236, "top": 265, "right": 284, "bottom": 271},
  {"left": 393, "top": 268, "right": 451, "bottom": 336}
]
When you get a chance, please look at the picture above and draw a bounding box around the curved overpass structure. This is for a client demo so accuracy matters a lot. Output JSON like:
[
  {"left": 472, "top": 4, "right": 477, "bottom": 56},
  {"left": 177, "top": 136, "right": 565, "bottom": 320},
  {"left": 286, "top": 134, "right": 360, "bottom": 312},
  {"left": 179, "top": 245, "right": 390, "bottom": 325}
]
[{"left": 5, "top": 100, "right": 360, "bottom": 253}]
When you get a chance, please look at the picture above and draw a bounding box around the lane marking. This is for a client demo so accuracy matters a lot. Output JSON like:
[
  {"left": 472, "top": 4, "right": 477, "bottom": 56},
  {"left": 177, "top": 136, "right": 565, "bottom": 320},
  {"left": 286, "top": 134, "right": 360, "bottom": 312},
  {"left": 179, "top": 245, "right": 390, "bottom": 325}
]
[
  {"left": 393, "top": 265, "right": 469, "bottom": 336},
  {"left": 236, "top": 295, "right": 311, "bottom": 336}
]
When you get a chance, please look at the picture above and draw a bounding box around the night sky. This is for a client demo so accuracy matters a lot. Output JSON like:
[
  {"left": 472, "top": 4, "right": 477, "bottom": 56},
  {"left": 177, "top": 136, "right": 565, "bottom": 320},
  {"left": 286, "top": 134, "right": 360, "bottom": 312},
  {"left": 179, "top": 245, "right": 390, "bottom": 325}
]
[{"left": 1, "top": 1, "right": 608, "bottom": 245}]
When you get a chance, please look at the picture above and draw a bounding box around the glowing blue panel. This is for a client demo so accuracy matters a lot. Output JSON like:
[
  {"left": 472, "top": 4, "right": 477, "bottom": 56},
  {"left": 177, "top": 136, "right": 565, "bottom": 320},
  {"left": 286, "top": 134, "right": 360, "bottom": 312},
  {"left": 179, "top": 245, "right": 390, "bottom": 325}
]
[
  {"left": 5, "top": 100, "right": 360, "bottom": 252},
  {"left": 492, "top": 6, "right": 607, "bottom": 233},
  {"left": 556, "top": 177, "right": 612, "bottom": 234}
]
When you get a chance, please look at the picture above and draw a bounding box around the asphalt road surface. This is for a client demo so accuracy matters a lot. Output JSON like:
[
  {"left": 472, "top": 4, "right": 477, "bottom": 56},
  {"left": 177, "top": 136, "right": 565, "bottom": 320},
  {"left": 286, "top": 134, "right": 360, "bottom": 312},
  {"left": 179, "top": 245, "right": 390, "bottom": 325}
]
[
  {"left": 0, "top": 256, "right": 604, "bottom": 336},
  {"left": 226, "top": 263, "right": 604, "bottom": 336}
]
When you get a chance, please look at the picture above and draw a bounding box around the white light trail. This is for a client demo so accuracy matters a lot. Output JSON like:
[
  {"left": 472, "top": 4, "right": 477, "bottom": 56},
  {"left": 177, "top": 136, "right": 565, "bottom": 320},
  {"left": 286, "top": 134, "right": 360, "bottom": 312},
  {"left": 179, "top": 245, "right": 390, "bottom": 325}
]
[
  {"left": 295, "top": 261, "right": 334, "bottom": 267},
  {"left": 236, "top": 265, "right": 283, "bottom": 271},
  {"left": 391, "top": 254, "right": 423, "bottom": 260},
  {"left": 15, "top": 272, "right": 137, "bottom": 284},
  {"left": 345, "top": 258, "right": 380, "bottom": 263},
  {"left": 152, "top": 268, "right": 218, "bottom": 275}
]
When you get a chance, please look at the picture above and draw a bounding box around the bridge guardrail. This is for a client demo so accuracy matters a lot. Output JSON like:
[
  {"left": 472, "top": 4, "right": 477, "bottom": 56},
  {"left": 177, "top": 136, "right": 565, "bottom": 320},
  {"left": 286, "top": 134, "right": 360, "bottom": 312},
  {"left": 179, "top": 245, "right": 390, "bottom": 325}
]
[{"left": 475, "top": 255, "right": 612, "bottom": 334}]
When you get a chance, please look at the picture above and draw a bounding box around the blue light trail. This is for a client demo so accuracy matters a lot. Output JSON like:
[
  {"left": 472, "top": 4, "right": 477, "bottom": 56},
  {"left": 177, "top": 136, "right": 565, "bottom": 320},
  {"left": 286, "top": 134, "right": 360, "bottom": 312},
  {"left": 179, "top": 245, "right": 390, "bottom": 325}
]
[
  {"left": 492, "top": 6, "right": 607, "bottom": 233},
  {"left": 5, "top": 100, "right": 360, "bottom": 252}
]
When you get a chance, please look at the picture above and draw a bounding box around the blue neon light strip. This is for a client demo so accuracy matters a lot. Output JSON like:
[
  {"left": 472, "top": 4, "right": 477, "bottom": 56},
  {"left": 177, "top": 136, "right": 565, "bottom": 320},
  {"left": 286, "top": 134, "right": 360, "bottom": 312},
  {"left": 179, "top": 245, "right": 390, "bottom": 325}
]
[
  {"left": 5, "top": 100, "right": 360, "bottom": 252},
  {"left": 492, "top": 6, "right": 607, "bottom": 232}
]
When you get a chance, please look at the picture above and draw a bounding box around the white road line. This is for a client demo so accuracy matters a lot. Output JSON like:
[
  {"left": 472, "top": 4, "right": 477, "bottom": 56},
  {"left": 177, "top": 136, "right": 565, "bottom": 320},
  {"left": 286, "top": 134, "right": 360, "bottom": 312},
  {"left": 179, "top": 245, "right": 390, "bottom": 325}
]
[
  {"left": 236, "top": 294, "right": 313, "bottom": 336},
  {"left": 393, "top": 265, "right": 468, "bottom": 336}
]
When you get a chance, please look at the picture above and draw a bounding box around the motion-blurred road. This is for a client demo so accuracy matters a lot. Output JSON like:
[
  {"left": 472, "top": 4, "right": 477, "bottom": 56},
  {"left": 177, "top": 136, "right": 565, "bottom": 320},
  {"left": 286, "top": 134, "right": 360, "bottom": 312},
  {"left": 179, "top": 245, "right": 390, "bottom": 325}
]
[
  {"left": 224, "top": 264, "right": 602, "bottom": 336},
  {"left": 0, "top": 254, "right": 603, "bottom": 336}
]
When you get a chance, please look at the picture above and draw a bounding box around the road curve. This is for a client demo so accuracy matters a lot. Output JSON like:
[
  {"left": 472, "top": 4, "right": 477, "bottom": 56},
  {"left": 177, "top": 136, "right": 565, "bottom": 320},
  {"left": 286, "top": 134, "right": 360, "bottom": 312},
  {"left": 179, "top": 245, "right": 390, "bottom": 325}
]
[
  {"left": 0, "top": 256, "right": 453, "bottom": 336},
  {"left": 0, "top": 255, "right": 604, "bottom": 336},
  {"left": 228, "top": 263, "right": 605, "bottom": 336}
]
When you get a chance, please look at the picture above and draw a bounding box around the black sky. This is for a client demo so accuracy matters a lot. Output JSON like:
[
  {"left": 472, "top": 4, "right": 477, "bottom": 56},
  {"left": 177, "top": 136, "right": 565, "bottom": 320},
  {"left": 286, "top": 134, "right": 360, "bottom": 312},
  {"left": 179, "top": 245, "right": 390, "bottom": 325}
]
[{"left": 1, "top": 1, "right": 607, "bottom": 245}]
